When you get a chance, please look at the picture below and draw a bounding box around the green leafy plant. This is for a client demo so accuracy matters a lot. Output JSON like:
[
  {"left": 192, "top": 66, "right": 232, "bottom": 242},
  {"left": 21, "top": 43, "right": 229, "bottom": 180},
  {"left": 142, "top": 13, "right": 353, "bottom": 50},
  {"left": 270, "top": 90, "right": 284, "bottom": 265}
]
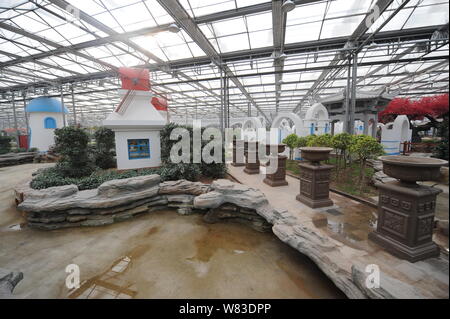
[
  {"left": 282, "top": 133, "right": 299, "bottom": 160},
  {"left": 160, "top": 123, "right": 227, "bottom": 180},
  {"left": 0, "top": 136, "right": 12, "bottom": 154},
  {"left": 332, "top": 132, "right": 353, "bottom": 169},
  {"left": 93, "top": 127, "right": 116, "bottom": 169},
  {"left": 307, "top": 134, "right": 333, "bottom": 147},
  {"left": 54, "top": 126, "right": 95, "bottom": 178},
  {"left": 434, "top": 116, "right": 449, "bottom": 160},
  {"left": 349, "top": 135, "right": 385, "bottom": 192}
]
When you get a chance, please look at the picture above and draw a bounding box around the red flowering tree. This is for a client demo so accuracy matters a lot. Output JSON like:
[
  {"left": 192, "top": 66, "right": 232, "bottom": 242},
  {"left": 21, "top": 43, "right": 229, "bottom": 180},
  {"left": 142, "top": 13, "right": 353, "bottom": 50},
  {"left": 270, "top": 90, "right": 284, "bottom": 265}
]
[{"left": 379, "top": 94, "right": 449, "bottom": 142}]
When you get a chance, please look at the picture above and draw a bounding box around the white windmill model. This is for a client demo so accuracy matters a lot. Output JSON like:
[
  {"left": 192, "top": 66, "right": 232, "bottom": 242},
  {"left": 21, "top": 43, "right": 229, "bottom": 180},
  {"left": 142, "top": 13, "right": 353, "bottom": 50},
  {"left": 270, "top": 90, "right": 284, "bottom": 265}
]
[{"left": 103, "top": 68, "right": 167, "bottom": 170}]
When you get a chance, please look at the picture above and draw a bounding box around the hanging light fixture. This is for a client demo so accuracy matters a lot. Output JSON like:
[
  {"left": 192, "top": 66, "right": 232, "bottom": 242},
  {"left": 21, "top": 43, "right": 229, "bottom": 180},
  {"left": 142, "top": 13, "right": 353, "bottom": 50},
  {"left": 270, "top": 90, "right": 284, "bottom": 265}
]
[
  {"left": 281, "top": 0, "right": 295, "bottom": 13},
  {"left": 168, "top": 23, "right": 180, "bottom": 33}
]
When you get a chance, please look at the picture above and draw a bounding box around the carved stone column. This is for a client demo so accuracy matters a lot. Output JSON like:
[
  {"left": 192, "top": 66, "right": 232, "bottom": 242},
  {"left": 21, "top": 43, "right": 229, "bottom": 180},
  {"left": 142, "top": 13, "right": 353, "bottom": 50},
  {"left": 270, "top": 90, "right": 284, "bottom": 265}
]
[
  {"left": 244, "top": 141, "right": 260, "bottom": 174},
  {"left": 263, "top": 144, "right": 288, "bottom": 187},
  {"left": 368, "top": 155, "right": 447, "bottom": 262},
  {"left": 369, "top": 182, "right": 441, "bottom": 262},
  {"left": 296, "top": 147, "right": 333, "bottom": 208},
  {"left": 231, "top": 139, "right": 245, "bottom": 167}
]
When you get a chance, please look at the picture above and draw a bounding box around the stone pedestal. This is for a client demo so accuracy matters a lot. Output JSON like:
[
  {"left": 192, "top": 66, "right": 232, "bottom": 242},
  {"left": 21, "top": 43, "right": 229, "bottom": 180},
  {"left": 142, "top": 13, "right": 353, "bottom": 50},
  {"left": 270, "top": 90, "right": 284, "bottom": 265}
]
[
  {"left": 244, "top": 142, "right": 260, "bottom": 174},
  {"left": 231, "top": 140, "right": 245, "bottom": 167},
  {"left": 369, "top": 181, "right": 442, "bottom": 262},
  {"left": 264, "top": 155, "right": 288, "bottom": 187},
  {"left": 296, "top": 162, "right": 333, "bottom": 208}
]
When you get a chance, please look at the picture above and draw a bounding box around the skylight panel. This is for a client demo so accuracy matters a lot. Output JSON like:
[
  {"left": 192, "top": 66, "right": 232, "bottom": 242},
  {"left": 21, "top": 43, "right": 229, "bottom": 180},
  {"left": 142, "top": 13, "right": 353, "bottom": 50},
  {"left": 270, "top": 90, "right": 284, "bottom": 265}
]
[
  {"left": 403, "top": 3, "right": 449, "bottom": 29},
  {"left": 287, "top": 2, "right": 327, "bottom": 25},
  {"left": 325, "top": 0, "right": 371, "bottom": 19},
  {"left": 163, "top": 44, "right": 193, "bottom": 60},
  {"left": 216, "top": 33, "right": 249, "bottom": 53},
  {"left": 285, "top": 22, "right": 321, "bottom": 43},
  {"left": 249, "top": 30, "right": 272, "bottom": 49},
  {"left": 65, "top": 0, "right": 105, "bottom": 15},
  {"left": 320, "top": 15, "right": 362, "bottom": 39},
  {"left": 246, "top": 12, "right": 272, "bottom": 32},
  {"left": 110, "top": 2, "right": 154, "bottom": 30},
  {"left": 211, "top": 18, "right": 247, "bottom": 37},
  {"left": 187, "top": 0, "right": 235, "bottom": 17}
]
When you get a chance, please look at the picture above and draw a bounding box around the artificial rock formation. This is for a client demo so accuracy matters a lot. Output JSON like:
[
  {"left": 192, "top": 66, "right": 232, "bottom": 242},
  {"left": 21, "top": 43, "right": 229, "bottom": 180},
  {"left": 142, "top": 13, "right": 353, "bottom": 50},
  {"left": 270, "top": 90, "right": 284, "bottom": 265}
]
[
  {"left": 0, "top": 152, "right": 36, "bottom": 168},
  {"left": 15, "top": 175, "right": 448, "bottom": 299},
  {"left": 0, "top": 268, "right": 23, "bottom": 298}
]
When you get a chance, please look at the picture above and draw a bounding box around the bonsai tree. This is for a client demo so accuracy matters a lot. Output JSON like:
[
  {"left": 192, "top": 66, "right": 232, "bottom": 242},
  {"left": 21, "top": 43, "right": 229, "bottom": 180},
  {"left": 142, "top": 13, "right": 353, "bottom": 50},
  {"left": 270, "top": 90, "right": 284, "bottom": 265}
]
[
  {"left": 349, "top": 135, "right": 385, "bottom": 192},
  {"left": 378, "top": 94, "right": 449, "bottom": 142},
  {"left": 94, "top": 127, "right": 116, "bottom": 169},
  {"left": 54, "top": 126, "right": 94, "bottom": 178},
  {"left": 282, "top": 133, "right": 299, "bottom": 160},
  {"left": 332, "top": 132, "right": 353, "bottom": 169}
]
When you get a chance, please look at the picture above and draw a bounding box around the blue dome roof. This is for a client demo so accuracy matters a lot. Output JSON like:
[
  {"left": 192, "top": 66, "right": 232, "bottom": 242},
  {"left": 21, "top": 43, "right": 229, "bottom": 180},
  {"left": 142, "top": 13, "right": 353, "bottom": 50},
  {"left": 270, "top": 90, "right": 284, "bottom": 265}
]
[{"left": 26, "top": 97, "right": 69, "bottom": 114}]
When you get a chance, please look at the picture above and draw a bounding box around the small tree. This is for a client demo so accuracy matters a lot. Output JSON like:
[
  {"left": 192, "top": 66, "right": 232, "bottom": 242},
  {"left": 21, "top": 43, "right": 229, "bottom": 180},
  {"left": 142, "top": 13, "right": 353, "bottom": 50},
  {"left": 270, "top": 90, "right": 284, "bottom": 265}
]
[
  {"left": 282, "top": 133, "right": 299, "bottom": 160},
  {"left": 307, "top": 133, "right": 333, "bottom": 147},
  {"left": 94, "top": 127, "right": 116, "bottom": 169},
  {"left": 54, "top": 126, "right": 94, "bottom": 178},
  {"left": 349, "top": 135, "right": 385, "bottom": 192},
  {"left": 332, "top": 132, "right": 353, "bottom": 169}
]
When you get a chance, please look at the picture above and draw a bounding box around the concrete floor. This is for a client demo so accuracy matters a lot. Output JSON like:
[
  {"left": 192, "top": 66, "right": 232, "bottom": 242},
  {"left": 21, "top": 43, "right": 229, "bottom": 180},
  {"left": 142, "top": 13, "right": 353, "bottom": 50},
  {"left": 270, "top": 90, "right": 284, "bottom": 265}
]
[
  {"left": 229, "top": 165, "right": 449, "bottom": 298},
  {"left": 0, "top": 163, "right": 345, "bottom": 299}
]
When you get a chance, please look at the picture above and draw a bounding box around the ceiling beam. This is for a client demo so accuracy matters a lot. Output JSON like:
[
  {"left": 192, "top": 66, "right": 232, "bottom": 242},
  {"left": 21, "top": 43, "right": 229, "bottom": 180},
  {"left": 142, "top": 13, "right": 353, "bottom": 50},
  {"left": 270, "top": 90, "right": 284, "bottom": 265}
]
[
  {"left": 156, "top": 0, "right": 272, "bottom": 122},
  {"left": 292, "top": 0, "right": 396, "bottom": 112}
]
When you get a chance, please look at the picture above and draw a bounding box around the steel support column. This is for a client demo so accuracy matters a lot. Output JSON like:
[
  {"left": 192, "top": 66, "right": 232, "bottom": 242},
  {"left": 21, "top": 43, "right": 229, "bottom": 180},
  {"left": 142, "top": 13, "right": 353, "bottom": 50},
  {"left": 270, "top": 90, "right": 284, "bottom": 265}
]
[
  {"left": 60, "top": 87, "right": 66, "bottom": 127},
  {"left": 11, "top": 92, "right": 19, "bottom": 147},
  {"left": 349, "top": 53, "right": 358, "bottom": 135},
  {"left": 71, "top": 85, "right": 76, "bottom": 126}
]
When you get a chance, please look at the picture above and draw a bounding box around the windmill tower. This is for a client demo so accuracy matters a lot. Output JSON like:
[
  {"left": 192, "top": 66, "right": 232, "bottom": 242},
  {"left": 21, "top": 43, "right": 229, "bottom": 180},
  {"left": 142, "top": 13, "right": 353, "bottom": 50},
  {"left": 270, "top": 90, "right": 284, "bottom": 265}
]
[{"left": 103, "top": 68, "right": 166, "bottom": 170}]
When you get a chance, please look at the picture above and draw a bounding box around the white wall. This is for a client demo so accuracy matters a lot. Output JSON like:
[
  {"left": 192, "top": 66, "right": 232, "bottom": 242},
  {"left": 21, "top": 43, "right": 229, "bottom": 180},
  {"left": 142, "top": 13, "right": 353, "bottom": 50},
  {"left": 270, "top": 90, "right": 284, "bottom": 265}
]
[
  {"left": 28, "top": 112, "right": 65, "bottom": 152},
  {"left": 380, "top": 115, "right": 412, "bottom": 155},
  {"left": 114, "top": 129, "right": 161, "bottom": 170}
]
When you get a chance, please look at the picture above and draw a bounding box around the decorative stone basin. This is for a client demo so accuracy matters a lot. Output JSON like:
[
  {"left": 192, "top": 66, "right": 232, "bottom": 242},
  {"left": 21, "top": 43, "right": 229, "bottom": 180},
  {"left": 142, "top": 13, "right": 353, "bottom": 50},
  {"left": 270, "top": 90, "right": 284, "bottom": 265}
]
[
  {"left": 369, "top": 155, "right": 448, "bottom": 262},
  {"left": 379, "top": 155, "right": 448, "bottom": 184},
  {"left": 300, "top": 147, "right": 333, "bottom": 164},
  {"left": 265, "top": 144, "right": 286, "bottom": 154}
]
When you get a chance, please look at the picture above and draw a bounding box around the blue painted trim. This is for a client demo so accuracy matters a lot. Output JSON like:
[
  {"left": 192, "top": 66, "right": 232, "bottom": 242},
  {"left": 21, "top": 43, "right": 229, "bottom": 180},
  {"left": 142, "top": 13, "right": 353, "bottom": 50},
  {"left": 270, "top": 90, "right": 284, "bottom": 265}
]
[
  {"left": 26, "top": 97, "right": 69, "bottom": 114},
  {"left": 44, "top": 117, "right": 57, "bottom": 129},
  {"left": 386, "top": 152, "right": 401, "bottom": 155},
  {"left": 381, "top": 140, "right": 400, "bottom": 143}
]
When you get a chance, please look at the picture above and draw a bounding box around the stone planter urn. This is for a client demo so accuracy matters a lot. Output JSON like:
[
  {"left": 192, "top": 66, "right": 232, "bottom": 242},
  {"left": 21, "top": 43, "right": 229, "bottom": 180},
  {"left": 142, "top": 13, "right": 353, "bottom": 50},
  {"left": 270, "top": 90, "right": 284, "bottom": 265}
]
[
  {"left": 369, "top": 155, "right": 448, "bottom": 262},
  {"left": 231, "top": 139, "right": 245, "bottom": 167},
  {"left": 296, "top": 147, "right": 333, "bottom": 208},
  {"left": 263, "top": 144, "right": 288, "bottom": 187},
  {"left": 244, "top": 141, "right": 260, "bottom": 174}
]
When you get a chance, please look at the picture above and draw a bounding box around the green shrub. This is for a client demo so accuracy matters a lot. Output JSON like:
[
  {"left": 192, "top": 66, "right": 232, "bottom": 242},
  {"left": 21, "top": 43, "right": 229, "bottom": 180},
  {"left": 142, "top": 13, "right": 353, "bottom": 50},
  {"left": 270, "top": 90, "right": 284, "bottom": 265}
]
[
  {"left": 29, "top": 147, "right": 39, "bottom": 152},
  {"left": 434, "top": 117, "right": 449, "bottom": 160},
  {"left": 332, "top": 133, "right": 353, "bottom": 168},
  {"left": 349, "top": 135, "right": 385, "bottom": 191},
  {"left": 93, "top": 127, "right": 116, "bottom": 169},
  {"left": 0, "top": 136, "right": 12, "bottom": 154},
  {"left": 160, "top": 123, "right": 227, "bottom": 179},
  {"left": 282, "top": 133, "right": 299, "bottom": 160},
  {"left": 30, "top": 166, "right": 163, "bottom": 190},
  {"left": 306, "top": 134, "right": 333, "bottom": 147},
  {"left": 54, "top": 126, "right": 95, "bottom": 178},
  {"left": 160, "top": 162, "right": 201, "bottom": 182},
  {"left": 295, "top": 136, "right": 308, "bottom": 148}
]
